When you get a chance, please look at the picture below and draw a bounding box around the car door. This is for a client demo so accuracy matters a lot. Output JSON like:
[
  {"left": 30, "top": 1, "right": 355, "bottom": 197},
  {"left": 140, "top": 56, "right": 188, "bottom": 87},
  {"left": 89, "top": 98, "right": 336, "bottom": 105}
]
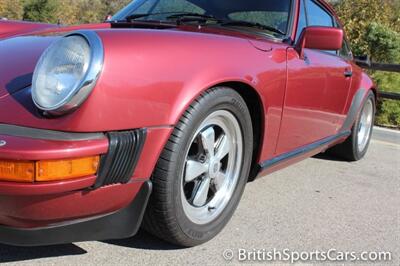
[{"left": 275, "top": 0, "right": 352, "bottom": 155}]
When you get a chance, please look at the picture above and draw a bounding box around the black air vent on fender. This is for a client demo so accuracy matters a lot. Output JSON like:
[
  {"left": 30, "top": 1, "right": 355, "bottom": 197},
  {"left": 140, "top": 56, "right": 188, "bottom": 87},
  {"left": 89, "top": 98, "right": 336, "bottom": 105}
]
[{"left": 94, "top": 129, "right": 147, "bottom": 188}]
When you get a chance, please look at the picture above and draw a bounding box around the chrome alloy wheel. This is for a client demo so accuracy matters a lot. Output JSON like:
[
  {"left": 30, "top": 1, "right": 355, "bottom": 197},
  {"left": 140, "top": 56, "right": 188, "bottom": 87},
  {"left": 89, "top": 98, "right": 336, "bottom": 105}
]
[
  {"left": 357, "top": 98, "right": 374, "bottom": 152},
  {"left": 181, "top": 110, "right": 243, "bottom": 225}
]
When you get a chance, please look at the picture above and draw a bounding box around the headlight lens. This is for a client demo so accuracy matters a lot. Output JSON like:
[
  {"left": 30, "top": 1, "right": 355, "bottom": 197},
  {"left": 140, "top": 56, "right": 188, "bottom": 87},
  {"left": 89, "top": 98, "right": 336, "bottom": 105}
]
[{"left": 32, "top": 31, "right": 103, "bottom": 115}]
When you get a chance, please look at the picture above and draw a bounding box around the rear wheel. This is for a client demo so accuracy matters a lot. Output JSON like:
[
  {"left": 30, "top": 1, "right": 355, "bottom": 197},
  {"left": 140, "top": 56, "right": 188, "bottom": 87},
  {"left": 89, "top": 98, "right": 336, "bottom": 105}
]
[
  {"left": 328, "top": 91, "right": 375, "bottom": 161},
  {"left": 143, "top": 87, "right": 253, "bottom": 247}
]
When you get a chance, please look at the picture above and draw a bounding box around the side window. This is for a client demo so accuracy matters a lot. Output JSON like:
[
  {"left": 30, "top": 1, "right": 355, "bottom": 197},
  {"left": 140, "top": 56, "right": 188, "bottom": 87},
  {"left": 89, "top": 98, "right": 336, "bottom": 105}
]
[
  {"left": 305, "top": 0, "right": 336, "bottom": 54},
  {"left": 296, "top": 0, "right": 307, "bottom": 42},
  {"left": 339, "top": 38, "right": 353, "bottom": 59},
  {"left": 305, "top": 0, "right": 334, "bottom": 27},
  {"left": 335, "top": 19, "right": 353, "bottom": 60}
]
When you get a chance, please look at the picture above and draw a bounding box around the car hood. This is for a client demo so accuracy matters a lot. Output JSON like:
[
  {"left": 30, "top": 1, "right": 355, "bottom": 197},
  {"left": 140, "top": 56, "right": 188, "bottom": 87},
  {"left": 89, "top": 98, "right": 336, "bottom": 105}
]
[{"left": 0, "top": 35, "right": 58, "bottom": 98}]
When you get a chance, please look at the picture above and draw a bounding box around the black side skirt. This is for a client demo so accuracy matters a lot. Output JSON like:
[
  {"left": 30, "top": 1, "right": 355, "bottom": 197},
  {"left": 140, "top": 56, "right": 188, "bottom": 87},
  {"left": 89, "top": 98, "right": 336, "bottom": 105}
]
[
  {"left": 0, "top": 181, "right": 152, "bottom": 247},
  {"left": 258, "top": 131, "right": 351, "bottom": 172}
]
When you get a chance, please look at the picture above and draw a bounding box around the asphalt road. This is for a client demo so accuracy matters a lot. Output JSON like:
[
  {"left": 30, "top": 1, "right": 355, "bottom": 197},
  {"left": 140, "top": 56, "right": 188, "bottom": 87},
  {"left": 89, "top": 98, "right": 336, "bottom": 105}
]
[{"left": 1, "top": 127, "right": 399, "bottom": 265}]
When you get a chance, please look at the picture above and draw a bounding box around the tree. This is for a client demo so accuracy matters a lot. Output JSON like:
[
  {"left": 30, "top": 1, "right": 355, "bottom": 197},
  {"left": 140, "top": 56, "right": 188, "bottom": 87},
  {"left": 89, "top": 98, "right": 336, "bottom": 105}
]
[
  {"left": 74, "top": 0, "right": 103, "bottom": 24},
  {"left": 53, "top": 0, "right": 79, "bottom": 25},
  {"left": 365, "top": 23, "right": 400, "bottom": 64},
  {"left": 101, "top": 0, "right": 131, "bottom": 17},
  {"left": 333, "top": 0, "right": 400, "bottom": 128},
  {"left": 23, "top": 0, "right": 58, "bottom": 23},
  {"left": 334, "top": 0, "right": 397, "bottom": 57},
  {"left": 0, "top": 0, "right": 24, "bottom": 20}
]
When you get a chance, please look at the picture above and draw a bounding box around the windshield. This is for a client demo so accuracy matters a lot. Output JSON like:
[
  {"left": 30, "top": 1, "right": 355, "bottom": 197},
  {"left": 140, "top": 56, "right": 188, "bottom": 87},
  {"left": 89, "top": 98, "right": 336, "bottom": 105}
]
[{"left": 112, "top": 0, "right": 292, "bottom": 37}]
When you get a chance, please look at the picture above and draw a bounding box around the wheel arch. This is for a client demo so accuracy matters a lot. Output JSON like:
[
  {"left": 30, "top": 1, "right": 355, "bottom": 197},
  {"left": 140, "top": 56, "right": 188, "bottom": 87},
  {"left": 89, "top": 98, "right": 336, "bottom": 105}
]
[
  {"left": 341, "top": 70, "right": 377, "bottom": 131},
  {"left": 370, "top": 87, "right": 378, "bottom": 104},
  {"left": 361, "top": 71, "right": 378, "bottom": 103},
  {"left": 341, "top": 88, "right": 376, "bottom": 132},
  {"left": 216, "top": 82, "right": 265, "bottom": 182}
]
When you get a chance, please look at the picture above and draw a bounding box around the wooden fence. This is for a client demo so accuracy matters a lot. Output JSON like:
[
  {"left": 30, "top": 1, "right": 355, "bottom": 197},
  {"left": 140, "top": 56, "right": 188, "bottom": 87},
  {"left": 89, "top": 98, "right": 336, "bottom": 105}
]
[{"left": 355, "top": 59, "right": 400, "bottom": 100}]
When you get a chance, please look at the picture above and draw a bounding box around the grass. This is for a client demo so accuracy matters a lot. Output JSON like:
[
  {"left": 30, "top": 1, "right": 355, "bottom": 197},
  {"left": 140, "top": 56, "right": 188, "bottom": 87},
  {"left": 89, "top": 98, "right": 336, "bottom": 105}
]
[{"left": 372, "top": 72, "right": 400, "bottom": 128}]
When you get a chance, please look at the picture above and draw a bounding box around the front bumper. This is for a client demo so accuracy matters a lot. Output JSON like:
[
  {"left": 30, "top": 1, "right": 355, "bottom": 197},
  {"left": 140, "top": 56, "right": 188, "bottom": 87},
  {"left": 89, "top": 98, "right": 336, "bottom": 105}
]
[
  {"left": 0, "top": 181, "right": 151, "bottom": 246},
  {"left": 0, "top": 125, "right": 172, "bottom": 246}
]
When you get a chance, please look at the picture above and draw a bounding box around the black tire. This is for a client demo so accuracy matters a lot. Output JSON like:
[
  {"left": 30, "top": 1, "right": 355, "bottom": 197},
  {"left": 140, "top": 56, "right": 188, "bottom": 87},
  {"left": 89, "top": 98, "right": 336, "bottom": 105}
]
[
  {"left": 328, "top": 91, "right": 376, "bottom": 161},
  {"left": 142, "top": 87, "right": 253, "bottom": 247}
]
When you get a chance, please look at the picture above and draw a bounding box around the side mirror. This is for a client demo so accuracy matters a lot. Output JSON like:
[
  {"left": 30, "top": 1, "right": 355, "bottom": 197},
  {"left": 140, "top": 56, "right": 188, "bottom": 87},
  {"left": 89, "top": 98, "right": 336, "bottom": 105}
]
[
  {"left": 296, "top": 26, "right": 343, "bottom": 58},
  {"left": 105, "top": 15, "right": 112, "bottom": 22}
]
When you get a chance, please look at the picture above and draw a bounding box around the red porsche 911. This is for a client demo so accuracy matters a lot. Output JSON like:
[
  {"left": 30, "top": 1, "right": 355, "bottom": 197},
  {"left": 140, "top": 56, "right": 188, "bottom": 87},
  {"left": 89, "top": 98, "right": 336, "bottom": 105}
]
[{"left": 0, "top": 0, "right": 376, "bottom": 247}]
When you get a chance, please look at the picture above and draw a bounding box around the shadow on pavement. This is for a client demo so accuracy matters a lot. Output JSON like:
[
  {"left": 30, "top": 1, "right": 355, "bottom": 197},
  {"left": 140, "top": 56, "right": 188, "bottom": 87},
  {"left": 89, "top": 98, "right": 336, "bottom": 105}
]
[
  {"left": 0, "top": 230, "right": 182, "bottom": 262},
  {"left": 103, "top": 229, "right": 183, "bottom": 251},
  {"left": 0, "top": 244, "right": 86, "bottom": 263},
  {"left": 312, "top": 153, "right": 348, "bottom": 162}
]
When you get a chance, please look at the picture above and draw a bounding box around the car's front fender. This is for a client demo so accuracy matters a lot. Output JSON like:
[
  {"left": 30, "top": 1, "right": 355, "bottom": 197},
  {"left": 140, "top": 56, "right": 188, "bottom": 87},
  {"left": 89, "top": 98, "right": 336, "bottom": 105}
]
[{"left": 0, "top": 29, "right": 275, "bottom": 132}]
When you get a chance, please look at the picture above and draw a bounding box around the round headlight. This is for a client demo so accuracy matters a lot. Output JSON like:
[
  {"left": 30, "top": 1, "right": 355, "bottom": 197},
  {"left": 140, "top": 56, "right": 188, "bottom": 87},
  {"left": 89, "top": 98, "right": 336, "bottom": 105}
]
[{"left": 32, "top": 31, "right": 103, "bottom": 115}]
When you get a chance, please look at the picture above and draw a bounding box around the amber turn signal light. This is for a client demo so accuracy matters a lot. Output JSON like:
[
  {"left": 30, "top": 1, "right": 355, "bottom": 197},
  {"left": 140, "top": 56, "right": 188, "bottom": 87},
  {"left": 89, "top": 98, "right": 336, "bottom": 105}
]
[
  {"left": 0, "top": 160, "right": 35, "bottom": 182},
  {"left": 36, "top": 156, "right": 100, "bottom": 182},
  {"left": 0, "top": 156, "right": 100, "bottom": 183}
]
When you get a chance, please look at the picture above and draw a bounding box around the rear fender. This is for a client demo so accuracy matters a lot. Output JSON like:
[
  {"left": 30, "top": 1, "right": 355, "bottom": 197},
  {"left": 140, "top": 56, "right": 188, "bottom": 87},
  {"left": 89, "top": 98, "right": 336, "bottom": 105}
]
[{"left": 341, "top": 72, "right": 376, "bottom": 132}]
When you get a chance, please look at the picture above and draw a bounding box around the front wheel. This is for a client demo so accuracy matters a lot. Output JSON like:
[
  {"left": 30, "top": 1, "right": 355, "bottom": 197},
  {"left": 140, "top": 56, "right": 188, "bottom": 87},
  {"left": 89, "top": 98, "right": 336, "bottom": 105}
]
[
  {"left": 328, "top": 91, "right": 376, "bottom": 161},
  {"left": 143, "top": 87, "right": 253, "bottom": 247}
]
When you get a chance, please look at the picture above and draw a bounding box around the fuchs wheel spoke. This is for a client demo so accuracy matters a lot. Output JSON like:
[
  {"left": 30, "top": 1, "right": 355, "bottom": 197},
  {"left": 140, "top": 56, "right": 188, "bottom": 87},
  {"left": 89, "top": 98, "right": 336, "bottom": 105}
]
[
  {"left": 215, "top": 134, "right": 230, "bottom": 161},
  {"left": 192, "top": 178, "right": 211, "bottom": 207},
  {"left": 214, "top": 172, "right": 226, "bottom": 191},
  {"left": 185, "top": 160, "right": 208, "bottom": 183},
  {"left": 200, "top": 127, "right": 215, "bottom": 158}
]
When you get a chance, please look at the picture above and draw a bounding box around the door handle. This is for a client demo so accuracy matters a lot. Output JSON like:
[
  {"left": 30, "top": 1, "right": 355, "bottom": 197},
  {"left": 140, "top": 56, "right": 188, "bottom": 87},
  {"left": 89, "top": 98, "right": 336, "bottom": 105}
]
[{"left": 344, "top": 69, "right": 353, "bottom": 78}]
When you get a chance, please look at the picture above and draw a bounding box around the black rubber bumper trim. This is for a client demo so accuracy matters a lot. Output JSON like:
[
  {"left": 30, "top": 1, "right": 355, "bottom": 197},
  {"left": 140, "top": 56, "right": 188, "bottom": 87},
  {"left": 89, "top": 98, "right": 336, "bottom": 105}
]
[
  {"left": 0, "top": 124, "right": 105, "bottom": 141},
  {"left": 0, "top": 181, "right": 152, "bottom": 247},
  {"left": 94, "top": 129, "right": 147, "bottom": 188}
]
